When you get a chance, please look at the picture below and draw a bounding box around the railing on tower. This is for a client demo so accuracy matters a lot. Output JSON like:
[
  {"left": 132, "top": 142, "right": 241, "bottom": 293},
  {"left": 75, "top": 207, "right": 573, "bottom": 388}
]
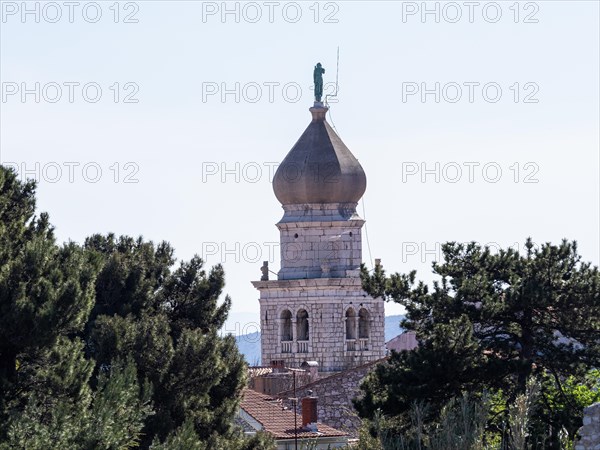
[
  {"left": 297, "top": 340, "right": 309, "bottom": 353},
  {"left": 346, "top": 339, "right": 369, "bottom": 351},
  {"left": 281, "top": 341, "right": 293, "bottom": 354}
]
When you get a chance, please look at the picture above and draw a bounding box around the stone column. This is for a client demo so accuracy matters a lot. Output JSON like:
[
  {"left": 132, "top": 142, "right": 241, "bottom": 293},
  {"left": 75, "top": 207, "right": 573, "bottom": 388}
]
[
  {"left": 354, "top": 315, "right": 359, "bottom": 349},
  {"left": 292, "top": 318, "right": 297, "bottom": 354}
]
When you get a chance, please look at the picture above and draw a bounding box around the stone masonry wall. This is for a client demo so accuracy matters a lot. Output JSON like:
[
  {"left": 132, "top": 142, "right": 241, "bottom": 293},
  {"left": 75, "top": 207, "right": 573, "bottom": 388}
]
[
  {"left": 253, "top": 278, "right": 386, "bottom": 373},
  {"left": 275, "top": 202, "right": 364, "bottom": 280},
  {"left": 576, "top": 402, "right": 600, "bottom": 450},
  {"left": 277, "top": 358, "right": 385, "bottom": 436}
]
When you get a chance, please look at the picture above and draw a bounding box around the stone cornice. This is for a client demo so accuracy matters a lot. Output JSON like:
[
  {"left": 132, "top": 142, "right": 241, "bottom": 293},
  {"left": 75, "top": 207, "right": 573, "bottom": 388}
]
[
  {"left": 276, "top": 202, "right": 365, "bottom": 225},
  {"left": 252, "top": 277, "right": 364, "bottom": 290}
]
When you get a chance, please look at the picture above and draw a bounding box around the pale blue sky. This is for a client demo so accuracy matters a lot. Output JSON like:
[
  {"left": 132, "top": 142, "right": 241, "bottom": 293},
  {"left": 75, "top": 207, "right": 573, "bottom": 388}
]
[{"left": 2, "top": 1, "right": 599, "bottom": 331}]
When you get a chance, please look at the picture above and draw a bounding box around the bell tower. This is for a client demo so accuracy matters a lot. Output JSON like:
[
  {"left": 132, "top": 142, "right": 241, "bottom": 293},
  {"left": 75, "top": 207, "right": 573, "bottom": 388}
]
[{"left": 252, "top": 65, "right": 385, "bottom": 373}]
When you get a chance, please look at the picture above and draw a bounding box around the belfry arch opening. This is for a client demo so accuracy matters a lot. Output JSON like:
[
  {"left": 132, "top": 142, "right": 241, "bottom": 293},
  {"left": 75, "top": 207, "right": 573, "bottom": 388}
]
[
  {"left": 280, "top": 310, "right": 292, "bottom": 341},
  {"left": 359, "top": 308, "right": 370, "bottom": 339},
  {"left": 345, "top": 307, "right": 357, "bottom": 339},
  {"left": 297, "top": 309, "right": 309, "bottom": 341}
]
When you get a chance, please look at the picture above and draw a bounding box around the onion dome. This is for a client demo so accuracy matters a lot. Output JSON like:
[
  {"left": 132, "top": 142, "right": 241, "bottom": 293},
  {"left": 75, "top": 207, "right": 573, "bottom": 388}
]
[{"left": 273, "top": 105, "right": 367, "bottom": 205}]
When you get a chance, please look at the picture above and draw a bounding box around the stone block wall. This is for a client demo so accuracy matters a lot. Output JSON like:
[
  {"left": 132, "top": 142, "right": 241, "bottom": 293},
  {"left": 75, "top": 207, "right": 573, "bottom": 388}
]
[
  {"left": 253, "top": 278, "right": 385, "bottom": 373},
  {"left": 277, "top": 358, "right": 384, "bottom": 436},
  {"left": 576, "top": 402, "right": 600, "bottom": 450},
  {"left": 276, "top": 203, "right": 365, "bottom": 280}
]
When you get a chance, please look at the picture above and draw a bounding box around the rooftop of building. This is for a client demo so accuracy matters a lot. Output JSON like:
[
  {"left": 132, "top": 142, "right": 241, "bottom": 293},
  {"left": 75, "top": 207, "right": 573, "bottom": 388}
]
[
  {"left": 239, "top": 388, "right": 349, "bottom": 440},
  {"left": 273, "top": 357, "right": 387, "bottom": 399}
]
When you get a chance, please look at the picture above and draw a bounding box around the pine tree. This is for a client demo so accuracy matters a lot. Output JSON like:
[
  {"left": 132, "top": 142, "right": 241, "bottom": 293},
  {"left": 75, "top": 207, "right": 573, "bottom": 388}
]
[
  {"left": 84, "top": 235, "right": 250, "bottom": 447},
  {"left": 0, "top": 166, "right": 153, "bottom": 448},
  {"left": 0, "top": 167, "right": 97, "bottom": 428},
  {"left": 1, "top": 165, "right": 265, "bottom": 449},
  {"left": 356, "top": 239, "right": 600, "bottom": 444}
]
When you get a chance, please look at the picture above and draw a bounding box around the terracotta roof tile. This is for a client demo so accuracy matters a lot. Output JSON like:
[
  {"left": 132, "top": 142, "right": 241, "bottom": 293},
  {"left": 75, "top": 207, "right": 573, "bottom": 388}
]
[
  {"left": 240, "top": 388, "right": 348, "bottom": 440},
  {"left": 248, "top": 366, "right": 273, "bottom": 377}
]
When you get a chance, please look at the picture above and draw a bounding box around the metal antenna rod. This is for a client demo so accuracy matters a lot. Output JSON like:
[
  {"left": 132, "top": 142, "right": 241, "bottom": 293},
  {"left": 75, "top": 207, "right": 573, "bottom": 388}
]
[
  {"left": 335, "top": 46, "right": 340, "bottom": 94},
  {"left": 325, "top": 46, "right": 340, "bottom": 106},
  {"left": 293, "top": 371, "right": 298, "bottom": 450}
]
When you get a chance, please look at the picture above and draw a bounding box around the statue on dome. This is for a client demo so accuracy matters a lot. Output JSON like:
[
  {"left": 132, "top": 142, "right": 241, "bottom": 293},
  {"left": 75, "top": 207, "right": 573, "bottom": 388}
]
[{"left": 313, "top": 63, "right": 325, "bottom": 102}]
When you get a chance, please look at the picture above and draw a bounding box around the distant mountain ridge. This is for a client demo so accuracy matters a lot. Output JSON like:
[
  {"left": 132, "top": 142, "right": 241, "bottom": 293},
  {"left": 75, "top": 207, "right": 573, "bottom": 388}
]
[
  {"left": 233, "top": 314, "right": 405, "bottom": 366},
  {"left": 385, "top": 314, "right": 405, "bottom": 342}
]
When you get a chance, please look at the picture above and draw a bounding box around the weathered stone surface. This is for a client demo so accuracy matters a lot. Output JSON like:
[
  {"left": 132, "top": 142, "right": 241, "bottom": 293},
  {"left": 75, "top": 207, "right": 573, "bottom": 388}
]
[
  {"left": 252, "top": 202, "right": 385, "bottom": 373},
  {"left": 275, "top": 203, "right": 365, "bottom": 280},
  {"left": 272, "top": 107, "right": 367, "bottom": 206},
  {"left": 277, "top": 358, "right": 384, "bottom": 437},
  {"left": 576, "top": 403, "right": 600, "bottom": 450},
  {"left": 252, "top": 279, "right": 386, "bottom": 373},
  {"left": 254, "top": 104, "right": 384, "bottom": 378}
]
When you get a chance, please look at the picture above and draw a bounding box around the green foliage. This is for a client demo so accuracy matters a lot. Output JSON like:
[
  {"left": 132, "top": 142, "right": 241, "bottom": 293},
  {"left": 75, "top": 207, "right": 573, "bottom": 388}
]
[
  {"left": 507, "top": 378, "right": 540, "bottom": 450},
  {"left": 0, "top": 166, "right": 36, "bottom": 261},
  {"left": 357, "top": 385, "right": 561, "bottom": 450},
  {"left": 1, "top": 340, "right": 151, "bottom": 449},
  {"left": 534, "top": 369, "right": 600, "bottom": 446},
  {"left": 158, "top": 256, "right": 230, "bottom": 338},
  {"left": 89, "top": 313, "right": 174, "bottom": 388},
  {"left": 150, "top": 419, "right": 207, "bottom": 450},
  {"left": 357, "top": 239, "right": 600, "bottom": 448},
  {"left": 84, "top": 234, "right": 248, "bottom": 446},
  {"left": 0, "top": 166, "right": 103, "bottom": 443},
  {"left": 212, "top": 430, "right": 276, "bottom": 450},
  {"left": 84, "top": 233, "right": 174, "bottom": 319},
  {"left": 0, "top": 337, "right": 93, "bottom": 449},
  {"left": 0, "top": 165, "right": 260, "bottom": 449},
  {"left": 85, "top": 359, "right": 154, "bottom": 449},
  {"left": 356, "top": 315, "right": 483, "bottom": 421},
  {"left": 0, "top": 166, "right": 99, "bottom": 403},
  {"left": 149, "top": 422, "right": 276, "bottom": 450},
  {"left": 364, "top": 394, "right": 490, "bottom": 450}
]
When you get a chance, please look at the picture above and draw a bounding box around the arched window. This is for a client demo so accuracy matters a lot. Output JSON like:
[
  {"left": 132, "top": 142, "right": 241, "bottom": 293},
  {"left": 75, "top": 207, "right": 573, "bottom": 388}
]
[
  {"left": 297, "top": 309, "right": 309, "bottom": 341},
  {"left": 280, "top": 310, "right": 292, "bottom": 341},
  {"left": 359, "top": 308, "right": 370, "bottom": 338},
  {"left": 345, "top": 308, "right": 357, "bottom": 339}
]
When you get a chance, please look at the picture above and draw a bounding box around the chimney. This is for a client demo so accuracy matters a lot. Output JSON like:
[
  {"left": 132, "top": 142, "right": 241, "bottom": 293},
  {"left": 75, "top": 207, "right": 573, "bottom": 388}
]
[
  {"left": 301, "top": 392, "right": 318, "bottom": 431},
  {"left": 300, "top": 361, "right": 319, "bottom": 382}
]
